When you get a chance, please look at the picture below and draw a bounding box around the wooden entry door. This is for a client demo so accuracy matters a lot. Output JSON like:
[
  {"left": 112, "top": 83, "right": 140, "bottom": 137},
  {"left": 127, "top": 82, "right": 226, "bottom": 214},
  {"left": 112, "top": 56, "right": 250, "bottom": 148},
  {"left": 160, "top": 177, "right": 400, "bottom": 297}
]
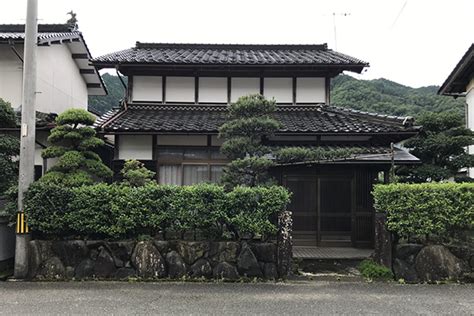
[
  {"left": 318, "top": 177, "right": 353, "bottom": 246},
  {"left": 285, "top": 176, "right": 318, "bottom": 246},
  {"left": 284, "top": 174, "right": 354, "bottom": 247}
]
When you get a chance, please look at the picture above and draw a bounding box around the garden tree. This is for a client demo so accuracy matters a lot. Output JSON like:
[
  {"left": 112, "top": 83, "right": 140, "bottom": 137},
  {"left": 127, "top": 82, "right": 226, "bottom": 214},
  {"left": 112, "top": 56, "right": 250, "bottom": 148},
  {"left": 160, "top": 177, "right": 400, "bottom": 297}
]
[
  {"left": 40, "top": 109, "right": 113, "bottom": 186},
  {"left": 397, "top": 112, "right": 474, "bottom": 182},
  {"left": 0, "top": 98, "right": 20, "bottom": 195},
  {"left": 219, "top": 94, "right": 281, "bottom": 188},
  {"left": 120, "top": 159, "right": 156, "bottom": 187}
]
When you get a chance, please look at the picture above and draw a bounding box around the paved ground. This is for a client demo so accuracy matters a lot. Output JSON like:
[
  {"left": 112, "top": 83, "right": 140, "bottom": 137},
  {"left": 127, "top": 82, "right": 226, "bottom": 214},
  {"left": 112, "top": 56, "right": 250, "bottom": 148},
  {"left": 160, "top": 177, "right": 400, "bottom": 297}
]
[
  {"left": 0, "top": 281, "right": 473, "bottom": 315},
  {"left": 293, "top": 246, "right": 373, "bottom": 259}
]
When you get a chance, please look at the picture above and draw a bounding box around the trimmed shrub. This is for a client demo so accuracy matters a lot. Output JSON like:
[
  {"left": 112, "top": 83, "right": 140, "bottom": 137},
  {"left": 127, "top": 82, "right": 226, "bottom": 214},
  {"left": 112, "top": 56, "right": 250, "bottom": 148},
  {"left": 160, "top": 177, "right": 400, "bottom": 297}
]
[
  {"left": 358, "top": 259, "right": 394, "bottom": 281},
  {"left": 24, "top": 183, "right": 290, "bottom": 240},
  {"left": 373, "top": 183, "right": 474, "bottom": 240}
]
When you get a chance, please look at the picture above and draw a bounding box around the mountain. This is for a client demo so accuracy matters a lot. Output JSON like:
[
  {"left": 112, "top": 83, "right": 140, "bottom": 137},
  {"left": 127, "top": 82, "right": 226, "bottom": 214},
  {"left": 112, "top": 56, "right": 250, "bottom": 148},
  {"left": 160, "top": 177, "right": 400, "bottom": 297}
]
[
  {"left": 331, "top": 75, "right": 464, "bottom": 117},
  {"left": 88, "top": 74, "right": 465, "bottom": 118},
  {"left": 88, "top": 73, "right": 127, "bottom": 115}
]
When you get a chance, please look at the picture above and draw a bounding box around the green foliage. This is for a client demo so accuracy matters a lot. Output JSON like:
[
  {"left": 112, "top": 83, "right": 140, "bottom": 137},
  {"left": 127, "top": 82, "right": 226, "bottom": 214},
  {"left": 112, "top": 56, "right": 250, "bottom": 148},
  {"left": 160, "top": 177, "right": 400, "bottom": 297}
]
[
  {"left": 397, "top": 112, "right": 474, "bottom": 182},
  {"left": 24, "top": 182, "right": 290, "bottom": 240},
  {"left": 373, "top": 183, "right": 474, "bottom": 240},
  {"left": 0, "top": 134, "right": 20, "bottom": 194},
  {"left": 0, "top": 98, "right": 17, "bottom": 128},
  {"left": 120, "top": 160, "right": 156, "bottom": 187},
  {"left": 220, "top": 157, "right": 275, "bottom": 188},
  {"left": 331, "top": 75, "right": 465, "bottom": 117},
  {"left": 40, "top": 108, "right": 112, "bottom": 186},
  {"left": 275, "top": 147, "right": 364, "bottom": 164},
  {"left": 219, "top": 95, "right": 280, "bottom": 188},
  {"left": 88, "top": 73, "right": 127, "bottom": 115},
  {"left": 0, "top": 99, "right": 19, "bottom": 195},
  {"left": 24, "top": 182, "right": 75, "bottom": 234},
  {"left": 358, "top": 260, "right": 394, "bottom": 281},
  {"left": 226, "top": 185, "right": 291, "bottom": 237}
]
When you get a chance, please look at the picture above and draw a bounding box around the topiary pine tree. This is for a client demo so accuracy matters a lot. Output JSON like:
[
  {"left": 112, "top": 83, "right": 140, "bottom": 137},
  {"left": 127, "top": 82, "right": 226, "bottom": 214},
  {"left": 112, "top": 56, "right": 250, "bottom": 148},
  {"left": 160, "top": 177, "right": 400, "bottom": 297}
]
[
  {"left": 0, "top": 98, "right": 19, "bottom": 195},
  {"left": 219, "top": 94, "right": 281, "bottom": 188},
  {"left": 397, "top": 112, "right": 474, "bottom": 182},
  {"left": 120, "top": 159, "right": 156, "bottom": 187},
  {"left": 40, "top": 109, "right": 113, "bottom": 186}
]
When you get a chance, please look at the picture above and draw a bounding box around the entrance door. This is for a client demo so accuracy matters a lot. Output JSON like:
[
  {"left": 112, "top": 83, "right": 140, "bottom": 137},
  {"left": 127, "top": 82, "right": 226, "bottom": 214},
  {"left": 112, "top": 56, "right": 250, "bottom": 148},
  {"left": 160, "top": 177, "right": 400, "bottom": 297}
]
[
  {"left": 318, "top": 177, "right": 353, "bottom": 246},
  {"left": 285, "top": 176, "right": 318, "bottom": 246},
  {"left": 284, "top": 174, "right": 354, "bottom": 247}
]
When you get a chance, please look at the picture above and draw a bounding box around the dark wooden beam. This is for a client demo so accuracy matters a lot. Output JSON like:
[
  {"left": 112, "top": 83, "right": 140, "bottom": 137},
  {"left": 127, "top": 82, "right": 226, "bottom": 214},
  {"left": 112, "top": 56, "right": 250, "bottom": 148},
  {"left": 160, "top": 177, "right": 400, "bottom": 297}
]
[
  {"left": 325, "top": 77, "right": 331, "bottom": 105},
  {"left": 72, "top": 53, "right": 89, "bottom": 59},
  {"left": 87, "top": 83, "right": 102, "bottom": 89},
  {"left": 80, "top": 69, "right": 96, "bottom": 74},
  {"left": 292, "top": 77, "right": 297, "bottom": 105}
]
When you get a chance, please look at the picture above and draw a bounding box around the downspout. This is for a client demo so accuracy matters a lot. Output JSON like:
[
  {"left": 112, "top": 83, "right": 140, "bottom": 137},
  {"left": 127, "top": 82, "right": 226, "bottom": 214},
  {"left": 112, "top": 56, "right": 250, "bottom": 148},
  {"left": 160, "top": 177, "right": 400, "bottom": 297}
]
[
  {"left": 115, "top": 65, "right": 128, "bottom": 110},
  {"left": 9, "top": 40, "right": 24, "bottom": 63}
]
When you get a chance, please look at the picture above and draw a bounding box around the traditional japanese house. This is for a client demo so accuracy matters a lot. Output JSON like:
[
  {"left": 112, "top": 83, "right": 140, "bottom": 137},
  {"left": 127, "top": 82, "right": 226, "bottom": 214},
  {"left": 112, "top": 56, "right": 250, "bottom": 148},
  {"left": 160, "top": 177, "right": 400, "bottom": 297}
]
[{"left": 92, "top": 43, "right": 420, "bottom": 248}]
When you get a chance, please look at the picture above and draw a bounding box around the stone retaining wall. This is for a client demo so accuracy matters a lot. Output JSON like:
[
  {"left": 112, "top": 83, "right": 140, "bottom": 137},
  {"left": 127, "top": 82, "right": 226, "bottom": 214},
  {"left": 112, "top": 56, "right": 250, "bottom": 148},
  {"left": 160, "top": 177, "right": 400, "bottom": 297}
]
[
  {"left": 392, "top": 242, "right": 474, "bottom": 283},
  {"left": 28, "top": 239, "right": 287, "bottom": 280}
]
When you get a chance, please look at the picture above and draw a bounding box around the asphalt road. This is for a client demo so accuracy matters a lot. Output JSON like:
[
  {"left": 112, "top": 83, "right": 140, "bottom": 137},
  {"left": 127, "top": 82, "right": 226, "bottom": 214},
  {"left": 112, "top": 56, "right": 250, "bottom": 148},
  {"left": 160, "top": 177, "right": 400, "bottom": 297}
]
[{"left": 0, "top": 281, "right": 473, "bottom": 315}]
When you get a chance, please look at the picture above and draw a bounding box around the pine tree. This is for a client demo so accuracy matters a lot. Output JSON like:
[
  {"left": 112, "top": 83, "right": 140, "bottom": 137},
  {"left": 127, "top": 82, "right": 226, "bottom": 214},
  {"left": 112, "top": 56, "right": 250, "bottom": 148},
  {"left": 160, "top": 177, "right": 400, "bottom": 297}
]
[
  {"left": 397, "top": 112, "right": 474, "bottom": 182},
  {"left": 40, "top": 109, "right": 112, "bottom": 186},
  {"left": 219, "top": 94, "right": 280, "bottom": 188}
]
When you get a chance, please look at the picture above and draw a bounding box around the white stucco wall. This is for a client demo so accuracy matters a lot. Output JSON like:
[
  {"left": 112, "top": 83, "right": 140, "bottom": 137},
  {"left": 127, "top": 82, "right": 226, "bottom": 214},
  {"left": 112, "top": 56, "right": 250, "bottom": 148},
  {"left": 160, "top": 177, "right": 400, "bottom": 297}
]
[
  {"left": 296, "top": 77, "right": 326, "bottom": 103},
  {"left": 199, "top": 77, "right": 227, "bottom": 103},
  {"left": 166, "top": 77, "right": 195, "bottom": 102},
  {"left": 264, "top": 78, "right": 293, "bottom": 103},
  {"left": 118, "top": 135, "right": 153, "bottom": 160},
  {"left": 36, "top": 44, "right": 88, "bottom": 113},
  {"left": 128, "top": 75, "right": 329, "bottom": 104},
  {"left": 0, "top": 45, "right": 23, "bottom": 109},
  {"left": 0, "top": 43, "right": 89, "bottom": 114},
  {"left": 231, "top": 78, "right": 260, "bottom": 102},
  {"left": 132, "top": 76, "right": 163, "bottom": 102}
]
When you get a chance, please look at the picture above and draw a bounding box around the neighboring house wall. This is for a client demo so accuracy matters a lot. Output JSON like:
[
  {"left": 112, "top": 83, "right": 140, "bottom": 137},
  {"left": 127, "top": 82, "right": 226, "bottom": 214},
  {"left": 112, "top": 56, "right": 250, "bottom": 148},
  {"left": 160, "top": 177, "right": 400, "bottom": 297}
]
[
  {"left": 0, "top": 45, "right": 23, "bottom": 108},
  {"left": 130, "top": 76, "right": 326, "bottom": 104},
  {"left": 36, "top": 44, "right": 88, "bottom": 113},
  {"left": 0, "top": 44, "right": 88, "bottom": 113},
  {"left": 466, "top": 79, "right": 474, "bottom": 177}
]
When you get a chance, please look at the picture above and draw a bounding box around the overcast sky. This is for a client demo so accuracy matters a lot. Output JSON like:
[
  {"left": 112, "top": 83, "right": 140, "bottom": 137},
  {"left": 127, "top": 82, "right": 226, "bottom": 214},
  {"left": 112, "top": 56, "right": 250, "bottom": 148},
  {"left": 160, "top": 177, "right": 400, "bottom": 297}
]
[{"left": 2, "top": 0, "right": 473, "bottom": 88}]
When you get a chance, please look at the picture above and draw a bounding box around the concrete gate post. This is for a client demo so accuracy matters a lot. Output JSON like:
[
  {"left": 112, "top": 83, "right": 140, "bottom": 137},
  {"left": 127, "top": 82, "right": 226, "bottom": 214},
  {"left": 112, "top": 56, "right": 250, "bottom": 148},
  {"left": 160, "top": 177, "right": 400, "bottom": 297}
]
[{"left": 373, "top": 212, "right": 392, "bottom": 268}]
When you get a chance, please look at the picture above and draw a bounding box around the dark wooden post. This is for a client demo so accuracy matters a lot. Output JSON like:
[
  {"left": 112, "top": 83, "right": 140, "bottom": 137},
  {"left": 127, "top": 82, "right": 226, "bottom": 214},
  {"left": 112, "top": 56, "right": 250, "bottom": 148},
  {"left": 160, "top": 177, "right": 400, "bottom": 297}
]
[
  {"left": 373, "top": 212, "right": 392, "bottom": 268},
  {"left": 277, "top": 210, "right": 293, "bottom": 278}
]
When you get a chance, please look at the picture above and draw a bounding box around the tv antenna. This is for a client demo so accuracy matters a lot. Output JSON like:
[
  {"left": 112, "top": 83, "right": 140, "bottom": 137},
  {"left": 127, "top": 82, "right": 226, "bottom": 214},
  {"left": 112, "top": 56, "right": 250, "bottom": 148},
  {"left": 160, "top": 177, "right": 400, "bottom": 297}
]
[{"left": 331, "top": 12, "right": 351, "bottom": 50}]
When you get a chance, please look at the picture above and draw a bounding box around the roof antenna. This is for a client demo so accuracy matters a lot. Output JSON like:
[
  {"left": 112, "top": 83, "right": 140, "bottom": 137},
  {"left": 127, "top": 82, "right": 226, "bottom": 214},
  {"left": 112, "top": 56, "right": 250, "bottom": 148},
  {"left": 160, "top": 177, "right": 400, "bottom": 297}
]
[
  {"left": 331, "top": 12, "right": 350, "bottom": 50},
  {"left": 66, "top": 10, "right": 78, "bottom": 31}
]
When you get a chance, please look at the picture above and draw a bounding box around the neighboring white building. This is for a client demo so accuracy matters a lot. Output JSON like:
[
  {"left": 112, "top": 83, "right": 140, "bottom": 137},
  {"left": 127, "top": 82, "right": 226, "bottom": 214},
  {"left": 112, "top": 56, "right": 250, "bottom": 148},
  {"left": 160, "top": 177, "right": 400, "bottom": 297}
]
[
  {"left": 439, "top": 44, "right": 474, "bottom": 177},
  {"left": 0, "top": 23, "right": 106, "bottom": 176},
  {"left": 0, "top": 23, "right": 106, "bottom": 265}
]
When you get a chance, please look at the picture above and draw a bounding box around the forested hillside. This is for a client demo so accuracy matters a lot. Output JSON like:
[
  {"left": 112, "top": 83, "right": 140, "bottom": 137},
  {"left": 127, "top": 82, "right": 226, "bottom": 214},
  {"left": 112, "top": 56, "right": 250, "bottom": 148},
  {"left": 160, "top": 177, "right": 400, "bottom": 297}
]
[
  {"left": 88, "top": 73, "right": 127, "bottom": 115},
  {"left": 89, "top": 74, "right": 465, "bottom": 118},
  {"left": 331, "top": 75, "right": 464, "bottom": 117}
]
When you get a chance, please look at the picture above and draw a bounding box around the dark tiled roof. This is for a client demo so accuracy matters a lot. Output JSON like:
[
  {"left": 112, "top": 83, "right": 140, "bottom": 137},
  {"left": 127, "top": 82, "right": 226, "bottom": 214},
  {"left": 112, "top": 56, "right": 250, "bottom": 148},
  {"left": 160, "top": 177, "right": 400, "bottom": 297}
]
[
  {"left": 96, "top": 104, "right": 419, "bottom": 135},
  {"left": 0, "top": 24, "right": 80, "bottom": 45},
  {"left": 439, "top": 43, "right": 474, "bottom": 95},
  {"left": 92, "top": 42, "right": 368, "bottom": 70}
]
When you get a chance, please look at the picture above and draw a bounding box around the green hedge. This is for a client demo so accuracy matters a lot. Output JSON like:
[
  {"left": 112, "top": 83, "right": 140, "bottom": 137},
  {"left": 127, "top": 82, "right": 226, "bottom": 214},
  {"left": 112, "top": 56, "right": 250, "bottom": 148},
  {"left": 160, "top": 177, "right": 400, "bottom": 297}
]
[
  {"left": 25, "top": 182, "right": 290, "bottom": 240},
  {"left": 373, "top": 183, "right": 474, "bottom": 240}
]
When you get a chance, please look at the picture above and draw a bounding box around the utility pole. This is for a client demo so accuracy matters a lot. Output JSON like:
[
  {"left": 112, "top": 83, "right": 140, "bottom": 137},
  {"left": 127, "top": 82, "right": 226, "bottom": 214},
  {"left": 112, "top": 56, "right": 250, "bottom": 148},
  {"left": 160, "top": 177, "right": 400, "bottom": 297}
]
[{"left": 14, "top": 0, "right": 38, "bottom": 279}]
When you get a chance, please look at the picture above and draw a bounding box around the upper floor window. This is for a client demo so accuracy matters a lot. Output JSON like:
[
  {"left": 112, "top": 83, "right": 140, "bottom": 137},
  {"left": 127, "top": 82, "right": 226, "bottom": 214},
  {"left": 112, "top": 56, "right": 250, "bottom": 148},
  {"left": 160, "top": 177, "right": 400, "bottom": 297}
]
[
  {"left": 264, "top": 78, "right": 293, "bottom": 103},
  {"left": 231, "top": 78, "right": 260, "bottom": 102},
  {"left": 199, "top": 77, "right": 227, "bottom": 103},
  {"left": 132, "top": 76, "right": 162, "bottom": 102},
  {"left": 296, "top": 77, "right": 325, "bottom": 103},
  {"left": 166, "top": 77, "right": 195, "bottom": 102}
]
